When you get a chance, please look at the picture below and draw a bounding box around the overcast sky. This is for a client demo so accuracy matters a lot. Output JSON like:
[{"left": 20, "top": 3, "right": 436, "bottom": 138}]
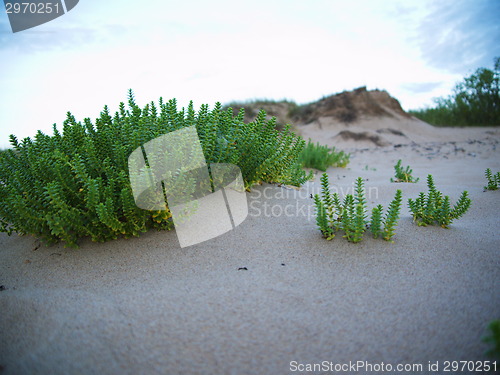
[{"left": 1, "top": 0, "right": 499, "bottom": 148}]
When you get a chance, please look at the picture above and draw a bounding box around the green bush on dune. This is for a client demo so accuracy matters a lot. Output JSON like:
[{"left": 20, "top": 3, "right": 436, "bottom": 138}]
[
  {"left": 0, "top": 90, "right": 312, "bottom": 247},
  {"left": 299, "top": 140, "right": 350, "bottom": 171}
]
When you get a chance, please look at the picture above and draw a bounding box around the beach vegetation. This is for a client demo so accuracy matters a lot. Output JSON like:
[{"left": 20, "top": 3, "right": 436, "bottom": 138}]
[
  {"left": 390, "top": 159, "right": 419, "bottom": 183},
  {"left": 223, "top": 98, "right": 300, "bottom": 130},
  {"left": 483, "top": 320, "right": 500, "bottom": 360},
  {"left": 299, "top": 140, "right": 350, "bottom": 171},
  {"left": 0, "top": 90, "right": 311, "bottom": 247},
  {"left": 314, "top": 173, "right": 402, "bottom": 243},
  {"left": 408, "top": 174, "right": 471, "bottom": 228},
  {"left": 484, "top": 168, "right": 500, "bottom": 190}
]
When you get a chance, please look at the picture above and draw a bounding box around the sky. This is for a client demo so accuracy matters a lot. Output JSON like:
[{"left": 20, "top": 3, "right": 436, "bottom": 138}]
[{"left": 0, "top": 0, "right": 499, "bottom": 149}]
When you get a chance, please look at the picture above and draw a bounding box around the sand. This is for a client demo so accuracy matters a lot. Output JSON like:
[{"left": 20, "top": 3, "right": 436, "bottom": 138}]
[{"left": 1, "top": 119, "right": 499, "bottom": 375}]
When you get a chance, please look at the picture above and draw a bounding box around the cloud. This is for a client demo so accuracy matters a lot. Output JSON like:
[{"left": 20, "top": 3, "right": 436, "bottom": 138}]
[
  {"left": 401, "top": 81, "right": 443, "bottom": 94},
  {"left": 0, "top": 22, "right": 132, "bottom": 52},
  {"left": 418, "top": 0, "right": 500, "bottom": 73},
  {"left": 2, "top": 0, "right": 486, "bottom": 147}
]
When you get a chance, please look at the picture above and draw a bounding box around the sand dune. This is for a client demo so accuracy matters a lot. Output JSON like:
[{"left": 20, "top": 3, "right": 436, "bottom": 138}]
[{"left": 298, "top": 114, "right": 500, "bottom": 151}]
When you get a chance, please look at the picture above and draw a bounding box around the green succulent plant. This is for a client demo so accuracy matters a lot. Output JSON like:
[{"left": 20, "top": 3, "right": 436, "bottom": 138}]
[
  {"left": 298, "top": 140, "right": 350, "bottom": 171},
  {"left": 408, "top": 174, "right": 471, "bottom": 228},
  {"left": 390, "top": 159, "right": 419, "bottom": 183},
  {"left": 314, "top": 173, "right": 402, "bottom": 243},
  {"left": 484, "top": 168, "right": 500, "bottom": 190},
  {"left": 0, "top": 90, "right": 312, "bottom": 247}
]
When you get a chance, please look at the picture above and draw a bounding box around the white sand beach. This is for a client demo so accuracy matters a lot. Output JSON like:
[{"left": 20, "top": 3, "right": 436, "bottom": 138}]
[{"left": 1, "top": 114, "right": 499, "bottom": 374}]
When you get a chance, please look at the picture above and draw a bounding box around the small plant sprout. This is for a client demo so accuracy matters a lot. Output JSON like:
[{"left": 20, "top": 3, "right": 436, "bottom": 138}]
[
  {"left": 390, "top": 159, "right": 419, "bottom": 183},
  {"left": 484, "top": 168, "right": 500, "bottom": 190},
  {"left": 369, "top": 205, "right": 383, "bottom": 239},
  {"left": 408, "top": 174, "right": 472, "bottom": 228},
  {"left": 314, "top": 195, "right": 335, "bottom": 241},
  {"left": 382, "top": 189, "right": 403, "bottom": 241},
  {"left": 314, "top": 173, "right": 402, "bottom": 243}
]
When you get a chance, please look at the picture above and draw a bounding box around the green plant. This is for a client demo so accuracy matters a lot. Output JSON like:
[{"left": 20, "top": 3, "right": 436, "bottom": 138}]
[
  {"left": 408, "top": 174, "right": 472, "bottom": 228},
  {"left": 483, "top": 320, "right": 500, "bottom": 360},
  {"left": 298, "top": 140, "right": 350, "bottom": 171},
  {"left": 314, "top": 173, "right": 402, "bottom": 243},
  {"left": 0, "top": 90, "right": 312, "bottom": 247},
  {"left": 390, "top": 159, "right": 419, "bottom": 183},
  {"left": 484, "top": 168, "right": 500, "bottom": 190},
  {"left": 385, "top": 193, "right": 404, "bottom": 240},
  {"left": 223, "top": 98, "right": 299, "bottom": 130}
]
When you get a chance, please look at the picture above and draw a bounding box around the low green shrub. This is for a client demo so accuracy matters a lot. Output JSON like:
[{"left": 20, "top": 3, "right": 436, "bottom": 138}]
[
  {"left": 314, "top": 173, "right": 402, "bottom": 243},
  {"left": 390, "top": 159, "right": 419, "bottom": 183},
  {"left": 483, "top": 320, "right": 500, "bottom": 360},
  {"left": 0, "top": 90, "right": 312, "bottom": 247},
  {"left": 408, "top": 175, "right": 471, "bottom": 228},
  {"left": 484, "top": 168, "right": 500, "bottom": 190},
  {"left": 299, "top": 140, "right": 350, "bottom": 171},
  {"left": 223, "top": 98, "right": 299, "bottom": 130}
]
